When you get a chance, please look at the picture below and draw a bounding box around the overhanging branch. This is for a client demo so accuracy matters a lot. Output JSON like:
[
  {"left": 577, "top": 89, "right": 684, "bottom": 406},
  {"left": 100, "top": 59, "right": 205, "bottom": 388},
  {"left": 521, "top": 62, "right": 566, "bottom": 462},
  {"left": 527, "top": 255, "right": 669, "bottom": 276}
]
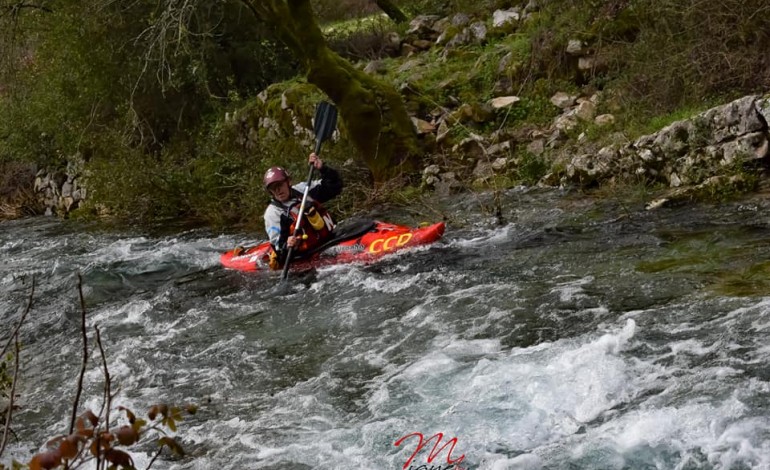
[{"left": 1, "top": 2, "right": 53, "bottom": 16}]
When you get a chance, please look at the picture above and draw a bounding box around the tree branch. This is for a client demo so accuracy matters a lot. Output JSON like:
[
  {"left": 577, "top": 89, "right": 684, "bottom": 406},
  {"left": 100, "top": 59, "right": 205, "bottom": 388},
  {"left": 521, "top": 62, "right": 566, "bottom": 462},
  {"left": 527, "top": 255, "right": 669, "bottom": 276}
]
[
  {"left": 145, "top": 446, "right": 164, "bottom": 470},
  {"left": 0, "top": 331, "right": 20, "bottom": 458},
  {"left": 240, "top": 0, "right": 305, "bottom": 61},
  {"left": 94, "top": 326, "right": 111, "bottom": 432},
  {"left": 374, "top": 0, "right": 408, "bottom": 23},
  {"left": 68, "top": 273, "right": 89, "bottom": 435},
  {"left": 0, "top": 275, "right": 35, "bottom": 359},
  {"left": 0, "top": 2, "right": 53, "bottom": 16}
]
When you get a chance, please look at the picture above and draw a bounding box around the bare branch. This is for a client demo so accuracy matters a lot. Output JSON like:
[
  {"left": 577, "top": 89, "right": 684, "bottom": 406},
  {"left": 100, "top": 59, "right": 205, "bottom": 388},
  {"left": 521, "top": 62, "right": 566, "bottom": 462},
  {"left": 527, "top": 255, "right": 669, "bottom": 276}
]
[
  {"left": 94, "top": 326, "right": 111, "bottom": 432},
  {"left": 68, "top": 273, "right": 89, "bottom": 435},
  {"left": 145, "top": 446, "right": 164, "bottom": 470},
  {"left": 0, "top": 275, "right": 35, "bottom": 359},
  {"left": 0, "top": 2, "right": 53, "bottom": 16},
  {"left": 0, "top": 331, "right": 20, "bottom": 457},
  {"left": 239, "top": 0, "right": 277, "bottom": 21}
]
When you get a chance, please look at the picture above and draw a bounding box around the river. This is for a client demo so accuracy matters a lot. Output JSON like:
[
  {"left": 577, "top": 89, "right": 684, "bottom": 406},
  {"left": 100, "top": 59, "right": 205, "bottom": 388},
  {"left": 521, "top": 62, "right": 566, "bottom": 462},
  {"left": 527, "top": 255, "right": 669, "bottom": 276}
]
[{"left": 2, "top": 187, "right": 770, "bottom": 469}]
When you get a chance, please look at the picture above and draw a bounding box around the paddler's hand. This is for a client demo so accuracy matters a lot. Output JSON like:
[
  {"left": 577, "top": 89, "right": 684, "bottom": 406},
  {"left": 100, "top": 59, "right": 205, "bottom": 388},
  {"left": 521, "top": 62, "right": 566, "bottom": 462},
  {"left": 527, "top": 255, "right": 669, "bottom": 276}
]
[
  {"left": 287, "top": 234, "right": 308, "bottom": 248},
  {"left": 308, "top": 152, "right": 323, "bottom": 170}
]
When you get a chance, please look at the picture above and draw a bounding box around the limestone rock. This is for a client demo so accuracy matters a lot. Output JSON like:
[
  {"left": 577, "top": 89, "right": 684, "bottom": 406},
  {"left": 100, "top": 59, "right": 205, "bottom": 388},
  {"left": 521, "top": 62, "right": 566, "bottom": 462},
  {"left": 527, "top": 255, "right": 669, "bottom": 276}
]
[
  {"left": 566, "top": 39, "right": 586, "bottom": 56},
  {"left": 594, "top": 114, "right": 615, "bottom": 127},
  {"left": 363, "top": 60, "right": 388, "bottom": 75},
  {"left": 473, "top": 159, "right": 494, "bottom": 179},
  {"left": 412, "top": 117, "right": 436, "bottom": 134},
  {"left": 527, "top": 139, "right": 545, "bottom": 156},
  {"left": 451, "top": 13, "right": 471, "bottom": 27},
  {"left": 488, "top": 96, "right": 521, "bottom": 109},
  {"left": 407, "top": 15, "right": 441, "bottom": 35},
  {"left": 487, "top": 140, "right": 512, "bottom": 156},
  {"left": 492, "top": 157, "right": 508, "bottom": 171},
  {"left": 575, "top": 101, "right": 597, "bottom": 122},
  {"left": 550, "top": 92, "right": 576, "bottom": 109},
  {"left": 493, "top": 9, "right": 521, "bottom": 28}
]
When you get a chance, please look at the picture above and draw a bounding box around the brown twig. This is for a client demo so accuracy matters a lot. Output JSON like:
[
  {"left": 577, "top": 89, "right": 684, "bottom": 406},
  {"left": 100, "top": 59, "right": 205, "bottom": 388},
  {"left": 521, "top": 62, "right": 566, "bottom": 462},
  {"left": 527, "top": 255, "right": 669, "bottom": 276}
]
[
  {"left": 94, "top": 326, "right": 111, "bottom": 432},
  {"left": 0, "top": 275, "right": 35, "bottom": 359},
  {"left": 68, "top": 273, "right": 89, "bottom": 435},
  {"left": 145, "top": 446, "right": 164, "bottom": 470},
  {"left": 0, "top": 331, "right": 20, "bottom": 458}
]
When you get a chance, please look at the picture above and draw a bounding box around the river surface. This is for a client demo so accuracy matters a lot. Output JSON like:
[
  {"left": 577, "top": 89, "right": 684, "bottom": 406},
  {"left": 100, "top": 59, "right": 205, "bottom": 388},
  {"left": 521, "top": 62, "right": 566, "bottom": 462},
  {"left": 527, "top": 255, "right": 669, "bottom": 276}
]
[{"left": 3, "top": 187, "right": 770, "bottom": 469}]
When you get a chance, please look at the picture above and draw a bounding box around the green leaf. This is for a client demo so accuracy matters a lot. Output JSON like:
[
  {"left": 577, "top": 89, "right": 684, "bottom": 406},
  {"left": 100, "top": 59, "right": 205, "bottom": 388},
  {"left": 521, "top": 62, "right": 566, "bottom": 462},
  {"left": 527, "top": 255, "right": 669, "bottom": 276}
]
[{"left": 158, "top": 437, "right": 185, "bottom": 456}]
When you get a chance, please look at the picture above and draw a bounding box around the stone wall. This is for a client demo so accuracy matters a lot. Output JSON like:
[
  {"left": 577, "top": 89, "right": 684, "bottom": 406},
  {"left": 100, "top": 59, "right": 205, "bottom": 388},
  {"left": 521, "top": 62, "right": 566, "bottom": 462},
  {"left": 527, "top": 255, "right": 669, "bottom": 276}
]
[{"left": 32, "top": 155, "right": 86, "bottom": 217}]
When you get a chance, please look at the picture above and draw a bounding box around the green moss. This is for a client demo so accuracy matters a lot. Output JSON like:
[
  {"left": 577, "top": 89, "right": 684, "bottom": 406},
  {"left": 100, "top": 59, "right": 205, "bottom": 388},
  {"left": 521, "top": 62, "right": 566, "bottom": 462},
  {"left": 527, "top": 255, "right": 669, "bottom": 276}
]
[
  {"left": 712, "top": 261, "right": 770, "bottom": 297},
  {"left": 636, "top": 228, "right": 770, "bottom": 297}
]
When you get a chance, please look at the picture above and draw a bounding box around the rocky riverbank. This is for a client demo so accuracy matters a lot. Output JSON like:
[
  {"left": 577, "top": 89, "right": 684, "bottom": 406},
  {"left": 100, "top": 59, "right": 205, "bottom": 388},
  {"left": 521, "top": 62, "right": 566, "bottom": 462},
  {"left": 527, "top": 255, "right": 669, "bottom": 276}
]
[{"left": 2, "top": 6, "right": 769, "bottom": 222}]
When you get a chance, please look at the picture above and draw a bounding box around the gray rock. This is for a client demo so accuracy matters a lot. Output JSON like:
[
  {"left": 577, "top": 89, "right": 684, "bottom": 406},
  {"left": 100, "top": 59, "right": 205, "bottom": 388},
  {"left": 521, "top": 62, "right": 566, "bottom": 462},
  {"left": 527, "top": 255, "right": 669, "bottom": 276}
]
[
  {"left": 451, "top": 13, "right": 471, "bottom": 27},
  {"left": 434, "top": 172, "right": 463, "bottom": 196},
  {"left": 469, "top": 21, "right": 488, "bottom": 43},
  {"left": 62, "top": 180, "right": 73, "bottom": 197},
  {"left": 594, "top": 114, "right": 615, "bottom": 126},
  {"left": 575, "top": 101, "right": 597, "bottom": 122},
  {"left": 755, "top": 97, "right": 770, "bottom": 125},
  {"left": 578, "top": 56, "right": 602, "bottom": 71},
  {"left": 412, "top": 117, "right": 436, "bottom": 134},
  {"left": 700, "top": 95, "right": 763, "bottom": 143},
  {"left": 719, "top": 132, "right": 768, "bottom": 164},
  {"left": 488, "top": 96, "right": 521, "bottom": 109},
  {"left": 363, "top": 60, "right": 388, "bottom": 75},
  {"left": 398, "top": 59, "right": 423, "bottom": 73},
  {"left": 566, "top": 39, "right": 586, "bottom": 56},
  {"left": 454, "top": 135, "right": 487, "bottom": 160},
  {"left": 492, "top": 157, "right": 508, "bottom": 171},
  {"left": 497, "top": 51, "right": 514, "bottom": 74},
  {"left": 487, "top": 140, "right": 512, "bottom": 156},
  {"left": 527, "top": 139, "right": 545, "bottom": 156},
  {"left": 493, "top": 9, "right": 521, "bottom": 28},
  {"left": 436, "top": 121, "right": 451, "bottom": 143},
  {"left": 446, "top": 28, "right": 472, "bottom": 48},
  {"left": 407, "top": 15, "right": 442, "bottom": 35},
  {"left": 412, "top": 39, "right": 434, "bottom": 50},
  {"left": 550, "top": 92, "right": 576, "bottom": 109},
  {"left": 473, "top": 159, "right": 494, "bottom": 179}
]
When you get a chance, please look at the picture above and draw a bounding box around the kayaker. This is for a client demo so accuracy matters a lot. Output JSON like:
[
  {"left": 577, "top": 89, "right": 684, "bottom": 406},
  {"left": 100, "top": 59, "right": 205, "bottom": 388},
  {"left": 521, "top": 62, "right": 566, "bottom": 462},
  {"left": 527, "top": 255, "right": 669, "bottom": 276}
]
[{"left": 262, "top": 152, "right": 343, "bottom": 269}]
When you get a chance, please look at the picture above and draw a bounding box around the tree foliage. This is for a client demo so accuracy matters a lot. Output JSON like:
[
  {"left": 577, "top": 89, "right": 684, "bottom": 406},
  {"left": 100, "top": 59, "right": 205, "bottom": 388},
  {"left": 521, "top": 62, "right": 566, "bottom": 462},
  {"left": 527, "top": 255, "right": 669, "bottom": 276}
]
[
  {"left": 0, "top": 0, "right": 298, "bottom": 166},
  {"left": 137, "top": 0, "right": 422, "bottom": 181}
]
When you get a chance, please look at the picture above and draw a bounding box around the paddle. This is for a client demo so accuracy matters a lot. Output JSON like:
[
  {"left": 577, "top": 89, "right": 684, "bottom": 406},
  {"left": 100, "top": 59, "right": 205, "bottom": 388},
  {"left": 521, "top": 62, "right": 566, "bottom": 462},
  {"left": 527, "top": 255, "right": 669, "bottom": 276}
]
[{"left": 280, "top": 101, "right": 338, "bottom": 282}]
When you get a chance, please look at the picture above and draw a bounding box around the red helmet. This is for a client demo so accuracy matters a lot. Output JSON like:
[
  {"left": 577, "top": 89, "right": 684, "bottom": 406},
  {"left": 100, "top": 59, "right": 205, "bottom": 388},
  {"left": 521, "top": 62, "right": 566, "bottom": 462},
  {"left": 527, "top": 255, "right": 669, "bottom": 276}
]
[{"left": 263, "top": 166, "right": 290, "bottom": 189}]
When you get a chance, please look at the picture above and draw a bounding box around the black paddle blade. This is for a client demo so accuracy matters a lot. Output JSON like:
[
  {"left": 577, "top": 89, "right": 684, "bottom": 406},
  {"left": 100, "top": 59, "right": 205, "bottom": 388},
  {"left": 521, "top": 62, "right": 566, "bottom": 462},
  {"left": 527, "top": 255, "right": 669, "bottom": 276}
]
[{"left": 313, "top": 101, "right": 338, "bottom": 151}]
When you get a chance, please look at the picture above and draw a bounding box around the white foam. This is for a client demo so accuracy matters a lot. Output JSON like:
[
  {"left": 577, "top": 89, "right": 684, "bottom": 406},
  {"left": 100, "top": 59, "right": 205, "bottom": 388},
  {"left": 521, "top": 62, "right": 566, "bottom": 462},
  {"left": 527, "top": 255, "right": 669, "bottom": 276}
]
[
  {"left": 549, "top": 275, "right": 593, "bottom": 302},
  {"left": 451, "top": 224, "right": 516, "bottom": 248}
]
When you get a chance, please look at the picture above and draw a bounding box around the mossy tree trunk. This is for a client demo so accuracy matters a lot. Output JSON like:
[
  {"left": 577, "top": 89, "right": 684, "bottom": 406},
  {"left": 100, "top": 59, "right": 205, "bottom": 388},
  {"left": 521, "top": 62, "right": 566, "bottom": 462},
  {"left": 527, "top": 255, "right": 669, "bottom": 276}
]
[
  {"left": 374, "top": 0, "right": 409, "bottom": 23},
  {"left": 241, "top": 0, "right": 420, "bottom": 182}
]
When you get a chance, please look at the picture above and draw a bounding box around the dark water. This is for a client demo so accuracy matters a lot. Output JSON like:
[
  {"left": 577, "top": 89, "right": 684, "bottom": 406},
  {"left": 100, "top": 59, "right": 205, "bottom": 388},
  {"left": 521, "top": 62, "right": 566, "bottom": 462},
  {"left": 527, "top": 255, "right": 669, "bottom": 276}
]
[{"left": 3, "top": 187, "right": 770, "bottom": 469}]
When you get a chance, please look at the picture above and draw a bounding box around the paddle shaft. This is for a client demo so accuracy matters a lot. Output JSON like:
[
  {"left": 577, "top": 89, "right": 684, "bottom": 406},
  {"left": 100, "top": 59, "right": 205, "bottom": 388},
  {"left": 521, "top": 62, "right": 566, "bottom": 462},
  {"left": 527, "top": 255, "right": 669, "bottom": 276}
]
[
  {"left": 279, "top": 101, "right": 337, "bottom": 282},
  {"left": 280, "top": 163, "right": 316, "bottom": 280}
]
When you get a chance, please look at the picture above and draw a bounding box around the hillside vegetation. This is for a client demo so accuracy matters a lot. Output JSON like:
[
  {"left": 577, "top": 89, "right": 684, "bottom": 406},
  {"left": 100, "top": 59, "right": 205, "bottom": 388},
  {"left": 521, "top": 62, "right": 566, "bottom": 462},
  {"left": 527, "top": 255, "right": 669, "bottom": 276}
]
[{"left": 0, "top": 0, "right": 768, "bottom": 227}]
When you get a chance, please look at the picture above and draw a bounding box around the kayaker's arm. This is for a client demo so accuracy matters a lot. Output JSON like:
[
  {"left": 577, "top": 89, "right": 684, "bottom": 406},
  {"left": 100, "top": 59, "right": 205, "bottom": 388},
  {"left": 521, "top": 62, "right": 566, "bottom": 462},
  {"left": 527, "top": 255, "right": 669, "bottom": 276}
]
[
  {"left": 265, "top": 205, "right": 292, "bottom": 259},
  {"left": 308, "top": 164, "right": 343, "bottom": 204}
]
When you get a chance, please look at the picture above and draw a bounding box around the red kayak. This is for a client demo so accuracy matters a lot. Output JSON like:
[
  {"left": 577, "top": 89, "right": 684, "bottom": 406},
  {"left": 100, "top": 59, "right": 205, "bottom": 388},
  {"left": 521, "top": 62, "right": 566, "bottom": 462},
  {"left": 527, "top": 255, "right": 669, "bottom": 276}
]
[{"left": 220, "top": 218, "right": 445, "bottom": 272}]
